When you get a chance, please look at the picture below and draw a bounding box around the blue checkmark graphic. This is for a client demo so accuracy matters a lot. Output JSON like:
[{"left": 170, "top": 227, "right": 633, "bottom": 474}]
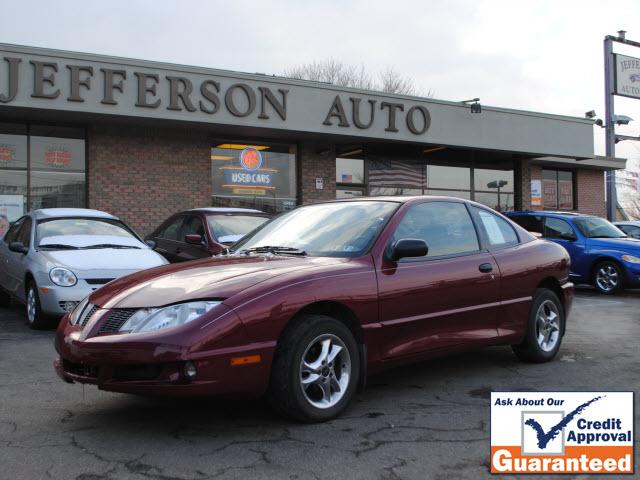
[{"left": 524, "top": 396, "right": 603, "bottom": 449}]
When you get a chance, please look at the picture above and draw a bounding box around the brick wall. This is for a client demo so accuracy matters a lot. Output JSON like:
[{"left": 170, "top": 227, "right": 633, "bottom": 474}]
[
  {"left": 298, "top": 142, "right": 336, "bottom": 204},
  {"left": 576, "top": 169, "right": 606, "bottom": 217},
  {"left": 517, "top": 161, "right": 605, "bottom": 216},
  {"left": 88, "top": 125, "right": 211, "bottom": 236}
]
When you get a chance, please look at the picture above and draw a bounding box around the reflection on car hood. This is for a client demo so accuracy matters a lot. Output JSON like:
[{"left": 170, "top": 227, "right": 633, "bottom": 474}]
[
  {"left": 39, "top": 235, "right": 144, "bottom": 249},
  {"left": 89, "top": 255, "right": 342, "bottom": 309},
  {"left": 41, "top": 248, "right": 167, "bottom": 274},
  {"left": 588, "top": 237, "right": 640, "bottom": 251}
]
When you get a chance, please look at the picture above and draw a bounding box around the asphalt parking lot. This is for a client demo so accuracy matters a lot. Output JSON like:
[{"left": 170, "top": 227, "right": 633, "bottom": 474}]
[{"left": 0, "top": 289, "right": 638, "bottom": 480}]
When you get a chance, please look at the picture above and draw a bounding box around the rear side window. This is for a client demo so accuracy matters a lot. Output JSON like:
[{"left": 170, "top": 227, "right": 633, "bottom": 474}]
[
  {"left": 391, "top": 201, "right": 479, "bottom": 258},
  {"left": 157, "top": 216, "right": 184, "bottom": 241},
  {"left": 472, "top": 207, "right": 518, "bottom": 248},
  {"left": 509, "top": 215, "right": 543, "bottom": 234},
  {"left": 544, "top": 217, "right": 576, "bottom": 240}
]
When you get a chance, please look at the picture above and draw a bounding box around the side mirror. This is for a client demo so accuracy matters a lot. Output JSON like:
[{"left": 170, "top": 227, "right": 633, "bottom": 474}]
[
  {"left": 9, "top": 241, "right": 28, "bottom": 254},
  {"left": 145, "top": 239, "right": 157, "bottom": 249},
  {"left": 185, "top": 234, "right": 204, "bottom": 245},
  {"left": 530, "top": 231, "right": 543, "bottom": 239},
  {"left": 389, "top": 238, "right": 428, "bottom": 261}
]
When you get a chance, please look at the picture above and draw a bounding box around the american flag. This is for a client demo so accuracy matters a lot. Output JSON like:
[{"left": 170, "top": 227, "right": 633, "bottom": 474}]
[
  {"left": 341, "top": 174, "right": 353, "bottom": 183},
  {"left": 368, "top": 159, "right": 426, "bottom": 188}
]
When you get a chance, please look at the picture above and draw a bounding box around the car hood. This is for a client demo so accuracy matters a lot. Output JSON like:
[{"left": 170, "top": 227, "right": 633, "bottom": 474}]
[
  {"left": 587, "top": 237, "right": 640, "bottom": 251},
  {"left": 40, "top": 248, "right": 167, "bottom": 276},
  {"left": 89, "top": 255, "right": 345, "bottom": 309}
]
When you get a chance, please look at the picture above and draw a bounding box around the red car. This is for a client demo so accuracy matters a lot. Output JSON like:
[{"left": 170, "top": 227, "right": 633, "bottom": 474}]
[
  {"left": 146, "top": 208, "right": 270, "bottom": 262},
  {"left": 55, "top": 197, "right": 573, "bottom": 422}
]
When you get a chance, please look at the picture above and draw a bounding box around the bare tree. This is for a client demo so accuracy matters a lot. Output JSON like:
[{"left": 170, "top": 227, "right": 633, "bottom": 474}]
[{"left": 283, "top": 59, "right": 431, "bottom": 97}]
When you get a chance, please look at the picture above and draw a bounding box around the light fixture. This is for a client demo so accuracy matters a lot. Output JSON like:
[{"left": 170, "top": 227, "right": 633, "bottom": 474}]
[
  {"left": 215, "top": 144, "right": 270, "bottom": 150},
  {"left": 613, "top": 115, "right": 633, "bottom": 126},
  {"left": 339, "top": 148, "right": 363, "bottom": 157},
  {"left": 423, "top": 146, "right": 446, "bottom": 154},
  {"left": 461, "top": 98, "right": 481, "bottom": 114},
  {"left": 585, "top": 110, "right": 596, "bottom": 119},
  {"left": 210, "top": 155, "right": 234, "bottom": 161}
]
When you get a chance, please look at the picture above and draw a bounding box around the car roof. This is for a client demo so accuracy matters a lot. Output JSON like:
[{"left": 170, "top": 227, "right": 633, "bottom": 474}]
[
  {"left": 614, "top": 220, "right": 640, "bottom": 226},
  {"left": 189, "top": 207, "right": 266, "bottom": 214},
  {"left": 508, "top": 211, "right": 588, "bottom": 218},
  {"left": 31, "top": 208, "right": 118, "bottom": 220},
  {"left": 326, "top": 195, "right": 468, "bottom": 204}
]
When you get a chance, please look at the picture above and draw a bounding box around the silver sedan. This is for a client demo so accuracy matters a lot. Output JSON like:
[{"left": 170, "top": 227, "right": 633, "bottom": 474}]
[{"left": 0, "top": 208, "right": 168, "bottom": 329}]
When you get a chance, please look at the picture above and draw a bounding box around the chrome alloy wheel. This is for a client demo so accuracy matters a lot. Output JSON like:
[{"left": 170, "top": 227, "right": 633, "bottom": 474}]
[
  {"left": 596, "top": 264, "right": 619, "bottom": 293},
  {"left": 27, "top": 287, "right": 36, "bottom": 324},
  {"left": 536, "top": 299, "right": 560, "bottom": 352},
  {"left": 299, "top": 334, "right": 351, "bottom": 409}
]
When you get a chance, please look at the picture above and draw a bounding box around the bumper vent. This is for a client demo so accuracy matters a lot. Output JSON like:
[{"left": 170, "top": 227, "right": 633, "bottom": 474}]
[
  {"left": 98, "top": 309, "right": 138, "bottom": 334},
  {"left": 80, "top": 305, "right": 99, "bottom": 327},
  {"left": 85, "top": 278, "right": 115, "bottom": 285}
]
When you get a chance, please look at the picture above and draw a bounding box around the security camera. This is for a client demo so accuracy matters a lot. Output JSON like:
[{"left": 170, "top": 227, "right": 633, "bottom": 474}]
[
  {"left": 614, "top": 114, "right": 633, "bottom": 125},
  {"left": 585, "top": 110, "right": 596, "bottom": 118}
]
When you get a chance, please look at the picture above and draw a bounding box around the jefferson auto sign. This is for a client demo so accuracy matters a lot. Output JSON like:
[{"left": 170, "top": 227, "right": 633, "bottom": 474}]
[{"left": 614, "top": 53, "right": 640, "bottom": 100}]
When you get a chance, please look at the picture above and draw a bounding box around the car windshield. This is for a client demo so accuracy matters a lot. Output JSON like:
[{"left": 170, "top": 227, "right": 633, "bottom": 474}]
[
  {"left": 37, "top": 218, "right": 138, "bottom": 248},
  {"left": 573, "top": 217, "right": 626, "bottom": 239},
  {"left": 231, "top": 201, "right": 399, "bottom": 257},
  {"left": 207, "top": 215, "right": 269, "bottom": 244}
]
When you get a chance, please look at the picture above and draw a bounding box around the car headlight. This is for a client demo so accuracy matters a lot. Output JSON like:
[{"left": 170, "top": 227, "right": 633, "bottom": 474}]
[
  {"left": 119, "top": 301, "right": 222, "bottom": 333},
  {"left": 50, "top": 267, "right": 77, "bottom": 287},
  {"left": 622, "top": 254, "right": 640, "bottom": 264},
  {"left": 69, "top": 296, "right": 90, "bottom": 324}
]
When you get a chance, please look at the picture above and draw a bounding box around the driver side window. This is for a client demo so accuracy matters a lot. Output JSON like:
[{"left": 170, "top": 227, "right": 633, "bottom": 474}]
[
  {"left": 391, "top": 202, "right": 480, "bottom": 258},
  {"left": 4, "top": 218, "right": 24, "bottom": 243}
]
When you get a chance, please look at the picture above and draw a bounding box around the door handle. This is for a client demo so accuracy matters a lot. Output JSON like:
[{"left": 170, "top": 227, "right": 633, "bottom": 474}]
[{"left": 478, "top": 263, "right": 493, "bottom": 273}]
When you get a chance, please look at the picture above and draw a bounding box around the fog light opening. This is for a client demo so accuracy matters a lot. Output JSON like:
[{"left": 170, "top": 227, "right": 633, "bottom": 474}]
[
  {"left": 60, "top": 301, "right": 78, "bottom": 312},
  {"left": 184, "top": 361, "right": 197, "bottom": 382}
]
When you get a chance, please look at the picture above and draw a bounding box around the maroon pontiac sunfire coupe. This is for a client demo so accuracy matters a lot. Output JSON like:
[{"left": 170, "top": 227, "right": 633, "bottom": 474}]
[{"left": 55, "top": 197, "right": 573, "bottom": 422}]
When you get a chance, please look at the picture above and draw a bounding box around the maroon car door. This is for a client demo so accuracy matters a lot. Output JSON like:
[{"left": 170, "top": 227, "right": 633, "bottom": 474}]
[{"left": 376, "top": 201, "right": 501, "bottom": 359}]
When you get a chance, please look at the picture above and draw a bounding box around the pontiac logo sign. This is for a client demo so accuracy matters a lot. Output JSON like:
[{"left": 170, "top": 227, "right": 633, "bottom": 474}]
[{"left": 239, "top": 147, "right": 263, "bottom": 171}]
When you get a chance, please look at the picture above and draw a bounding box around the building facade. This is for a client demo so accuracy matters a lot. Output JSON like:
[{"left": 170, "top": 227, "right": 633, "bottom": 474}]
[{"left": 0, "top": 44, "right": 626, "bottom": 235}]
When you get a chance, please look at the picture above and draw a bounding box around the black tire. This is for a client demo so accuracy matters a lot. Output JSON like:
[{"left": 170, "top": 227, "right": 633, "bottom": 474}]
[
  {"left": 0, "top": 288, "right": 10, "bottom": 307},
  {"left": 25, "top": 281, "right": 52, "bottom": 330},
  {"left": 592, "top": 260, "right": 623, "bottom": 294},
  {"left": 268, "top": 314, "right": 360, "bottom": 422},
  {"left": 512, "top": 289, "right": 564, "bottom": 363}
]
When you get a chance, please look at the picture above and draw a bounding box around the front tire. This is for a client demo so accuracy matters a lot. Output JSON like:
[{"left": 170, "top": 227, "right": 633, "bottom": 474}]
[
  {"left": 512, "top": 289, "right": 564, "bottom": 363},
  {"left": 593, "top": 261, "right": 623, "bottom": 294},
  {"left": 268, "top": 314, "right": 360, "bottom": 422},
  {"left": 25, "top": 281, "right": 51, "bottom": 330}
]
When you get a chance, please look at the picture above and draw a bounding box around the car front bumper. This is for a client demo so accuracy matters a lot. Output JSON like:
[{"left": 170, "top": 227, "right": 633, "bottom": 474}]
[
  {"left": 53, "top": 312, "right": 276, "bottom": 397},
  {"left": 38, "top": 284, "right": 97, "bottom": 316}
]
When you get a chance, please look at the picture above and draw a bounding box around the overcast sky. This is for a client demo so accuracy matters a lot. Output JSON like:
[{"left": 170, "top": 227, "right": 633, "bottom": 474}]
[{"left": 3, "top": 0, "right": 640, "bottom": 165}]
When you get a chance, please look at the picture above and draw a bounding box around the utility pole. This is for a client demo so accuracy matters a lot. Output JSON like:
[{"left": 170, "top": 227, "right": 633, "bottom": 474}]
[{"left": 604, "top": 35, "right": 616, "bottom": 221}]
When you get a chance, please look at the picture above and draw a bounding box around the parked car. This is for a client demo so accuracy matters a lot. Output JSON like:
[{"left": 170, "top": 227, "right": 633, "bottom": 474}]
[
  {"left": 507, "top": 211, "right": 640, "bottom": 294},
  {"left": 0, "top": 208, "right": 168, "bottom": 329},
  {"left": 55, "top": 197, "right": 573, "bottom": 422},
  {"left": 146, "top": 208, "right": 270, "bottom": 262},
  {"left": 614, "top": 221, "right": 640, "bottom": 240}
]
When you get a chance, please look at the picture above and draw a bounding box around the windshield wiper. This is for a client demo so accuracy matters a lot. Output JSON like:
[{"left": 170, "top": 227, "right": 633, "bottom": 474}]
[
  {"left": 239, "top": 246, "right": 307, "bottom": 256},
  {"left": 81, "top": 244, "right": 140, "bottom": 250},
  {"left": 38, "top": 244, "right": 79, "bottom": 250}
]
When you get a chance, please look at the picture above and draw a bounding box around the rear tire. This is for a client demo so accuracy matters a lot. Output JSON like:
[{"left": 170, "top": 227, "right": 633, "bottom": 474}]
[
  {"left": 512, "top": 289, "right": 564, "bottom": 363},
  {"left": 25, "top": 281, "right": 53, "bottom": 330},
  {"left": 268, "top": 314, "right": 360, "bottom": 422},
  {"left": 593, "top": 260, "right": 623, "bottom": 294}
]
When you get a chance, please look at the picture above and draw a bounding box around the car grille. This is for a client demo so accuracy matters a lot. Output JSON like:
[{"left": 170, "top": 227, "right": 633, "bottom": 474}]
[
  {"left": 98, "top": 309, "right": 138, "bottom": 334},
  {"left": 85, "top": 278, "right": 115, "bottom": 285},
  {"left": 80, "top": 305, "right": 99, "bottom": 327}
]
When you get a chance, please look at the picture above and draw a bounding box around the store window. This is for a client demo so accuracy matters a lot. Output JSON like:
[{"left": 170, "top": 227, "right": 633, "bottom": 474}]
[
  {"left": 336, "top": 156, "right": 365, "bottom": 199},
  {"left": 211, "top": 142, "right": 296, "bottom": 214},
  {"left": 0, "top": 124, "right": 85, "bottom": 229},
  {"left": 543, "top": 169, "right": 574, "bottom": 210},
  {"left": 473, "top": 164, "right": 514, "bottom": 212}
]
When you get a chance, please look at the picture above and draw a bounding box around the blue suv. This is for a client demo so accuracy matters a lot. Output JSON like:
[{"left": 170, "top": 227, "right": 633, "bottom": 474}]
[{"left": 506, "top": 211, "right": 640, "bottom": 294}]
